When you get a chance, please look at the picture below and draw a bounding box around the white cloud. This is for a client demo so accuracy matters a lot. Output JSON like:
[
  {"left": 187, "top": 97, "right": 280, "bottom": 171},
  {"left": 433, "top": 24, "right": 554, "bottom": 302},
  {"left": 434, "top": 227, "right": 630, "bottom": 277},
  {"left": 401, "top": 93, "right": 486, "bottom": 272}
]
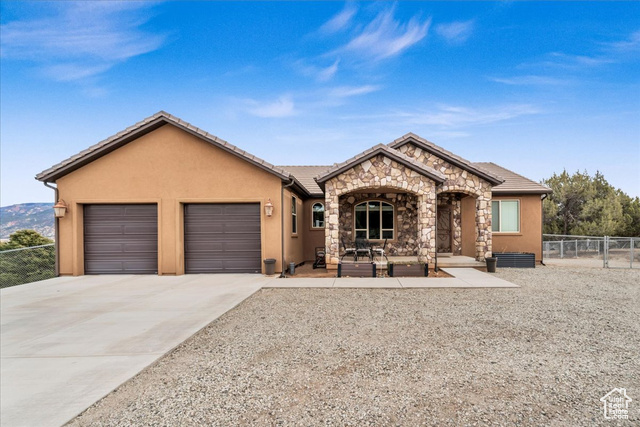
[
  {"left": 319, "top": 4, "right": 358, "bottom": 35},
  {"left": 317, "top": 60, "right": 340, "bottom": 82},
  {"left": 435, "top": 20, "right": 474, "bottom": 44},
  {"left": 246, "top": 96, "right": 296, "bottom": 118},
  {"left": 294, "top": 59, "right": 340, "bottom": 82},
  {"left": 490, "top": 75, "right": 568, "bottom": 86},
  {"left": 0, "top": 2, "right": 165, "bottom": 81},
  {"left": 401, "top": 104, "right": 540, "bottom": 127},
  {"left": 343, "top": 103, "right": 540, "bottom": 129},
  {"left": 336, "top": 7, "right": 431, "bottom": 61},
  {"left": 604, "top": 29, "right": 640, "bottom": 52},
  {"left": 328, "top": 85, "right": 381, "bottom": 98}
]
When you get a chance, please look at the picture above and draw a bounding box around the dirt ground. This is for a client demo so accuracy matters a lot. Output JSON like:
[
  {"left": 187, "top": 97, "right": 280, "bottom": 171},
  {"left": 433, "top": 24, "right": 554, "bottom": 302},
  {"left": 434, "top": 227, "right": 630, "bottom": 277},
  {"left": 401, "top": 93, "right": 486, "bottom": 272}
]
[{"left": 71, "top": 266, "right": 639, "bottom": 426}]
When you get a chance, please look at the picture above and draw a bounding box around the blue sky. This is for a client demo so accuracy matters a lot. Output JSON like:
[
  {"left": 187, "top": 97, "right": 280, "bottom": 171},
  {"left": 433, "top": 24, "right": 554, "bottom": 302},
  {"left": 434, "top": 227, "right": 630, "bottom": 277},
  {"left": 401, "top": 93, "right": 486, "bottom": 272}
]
[{"left": 1, "top": 1, "right": 639, "bottom": 206}]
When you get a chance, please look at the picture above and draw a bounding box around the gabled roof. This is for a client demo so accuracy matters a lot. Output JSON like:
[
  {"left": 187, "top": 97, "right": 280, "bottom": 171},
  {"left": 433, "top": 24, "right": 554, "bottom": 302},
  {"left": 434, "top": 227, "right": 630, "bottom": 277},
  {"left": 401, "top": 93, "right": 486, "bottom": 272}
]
[
  {"left": 389, "top": 133, "right": 504, "bottom": 186},
  {"left": 474, "top": 162, "right": 551, "bottom": 194},
  {"left": 279, "top": 166, "right": 330, "bottom": 197},
  {"left": 314, "top": 143, "right": 446, "bottom": 189},
  {"left": 35, "top": 111, "right": 303, "bottom": 190}
]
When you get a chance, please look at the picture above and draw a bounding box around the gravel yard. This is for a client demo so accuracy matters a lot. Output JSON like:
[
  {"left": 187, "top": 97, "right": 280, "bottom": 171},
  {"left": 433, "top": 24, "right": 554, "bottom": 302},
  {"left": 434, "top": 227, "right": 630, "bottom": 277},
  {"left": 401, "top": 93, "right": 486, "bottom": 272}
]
[{"left": 71, "top": 266, "right": 639, "bottom": 426}]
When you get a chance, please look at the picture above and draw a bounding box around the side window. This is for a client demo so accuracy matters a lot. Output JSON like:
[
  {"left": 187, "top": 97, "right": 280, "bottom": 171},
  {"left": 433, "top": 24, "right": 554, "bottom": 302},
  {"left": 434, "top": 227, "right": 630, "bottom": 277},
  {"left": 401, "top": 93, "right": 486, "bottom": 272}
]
[
  {"left": 292, "top": 196, "right": 297, "bottom": 234},
  {"left": 492, "top": 200, "right": 520, "bottom": 232},
  {"left": 312, "top": 203, "right": 325, "bottom": 228}
]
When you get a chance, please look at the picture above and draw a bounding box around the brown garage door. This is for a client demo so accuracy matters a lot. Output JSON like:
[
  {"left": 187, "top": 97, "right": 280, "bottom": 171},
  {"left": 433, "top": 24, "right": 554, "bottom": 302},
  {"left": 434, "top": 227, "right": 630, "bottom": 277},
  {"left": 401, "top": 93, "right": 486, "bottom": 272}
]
[
  {"left": 184, "top": 204, "right": 261, "bottom": 273},
  {"left": 84, "top": 204, "right": 158, "bottom": 274}
]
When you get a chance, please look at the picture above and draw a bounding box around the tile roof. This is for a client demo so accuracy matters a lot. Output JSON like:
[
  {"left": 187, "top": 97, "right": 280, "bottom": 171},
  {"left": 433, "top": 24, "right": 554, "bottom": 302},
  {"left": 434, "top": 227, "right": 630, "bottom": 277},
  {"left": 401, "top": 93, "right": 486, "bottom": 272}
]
[
  {"left": 314, "top": 143, "right": 446, "bottom": 187},
  {"left": 278, "top": 166, "right": 330, "bottom": 197},
  {"left": 35, "top": 111, "right": 548, "bottom": 198},
  {"left": 36, "top": 111, "right": 293, "bottom": 184},
  {"left": 472, "top": 162, "right": 551, "bottom": 194},
  {"left": 389, "top": 133, "right": 504, "bottom": 185}
]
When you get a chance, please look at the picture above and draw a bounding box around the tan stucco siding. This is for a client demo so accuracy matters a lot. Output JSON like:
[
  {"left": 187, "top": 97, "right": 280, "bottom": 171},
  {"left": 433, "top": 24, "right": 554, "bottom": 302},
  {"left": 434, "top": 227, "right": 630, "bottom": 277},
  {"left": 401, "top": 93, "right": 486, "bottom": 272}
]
[
  {"left": 492, "top": 194, "right": 544, "bottom": 262},
  {"left": 55, "top": 124, "right": 284, "bottom": 275},
  {"left": 460, "top": 195, "right": 476, "bottom": 258},
  {"left": 303, "top": 198, "right": 326, "bottom": 261},
  {"left": 283, "top": 188, "right": 305, "bottom": 268}
]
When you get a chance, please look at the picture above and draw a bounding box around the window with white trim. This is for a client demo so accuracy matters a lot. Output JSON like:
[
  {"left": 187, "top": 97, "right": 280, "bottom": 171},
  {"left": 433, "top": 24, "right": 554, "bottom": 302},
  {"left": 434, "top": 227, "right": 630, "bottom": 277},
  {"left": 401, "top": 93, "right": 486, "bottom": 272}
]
[
  {"left": 492, "top": 200, "right": 520, "bottom": 232},
  {"left": 292, "top": 196, "right": 298, "bottom": 234},
  {"left": 312, "top": 202, "right": 324, "bottom": 228},
  {"left": 354, "top": 201, "right": 394, "bottom": 240}
]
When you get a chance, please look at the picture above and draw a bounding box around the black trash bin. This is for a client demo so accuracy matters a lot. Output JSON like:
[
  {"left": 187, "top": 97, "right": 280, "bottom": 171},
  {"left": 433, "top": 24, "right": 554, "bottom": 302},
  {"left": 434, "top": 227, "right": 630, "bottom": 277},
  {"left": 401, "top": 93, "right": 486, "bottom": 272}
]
[
  {"left": 263, "top": 258, "right": 276, "bottom": 275},
  {"left": 485, "top": 257, "right": 497, "bottom": 273}
]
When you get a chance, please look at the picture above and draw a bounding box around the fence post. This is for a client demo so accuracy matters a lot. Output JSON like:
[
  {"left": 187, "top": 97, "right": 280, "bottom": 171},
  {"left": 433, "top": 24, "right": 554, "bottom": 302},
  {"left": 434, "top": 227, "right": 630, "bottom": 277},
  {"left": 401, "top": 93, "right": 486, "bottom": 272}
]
[
  {"left": 603, "top": 236, "right": 608, "bottom": 268},
  {"left": 560, "top": 240, "right": 564, "bottom": 259},
  {"left": 575, "top": 240, "right": 578, "bottom": 258},
  {"left": 631, "top": 237, "right": 634, "bottom": 269}
]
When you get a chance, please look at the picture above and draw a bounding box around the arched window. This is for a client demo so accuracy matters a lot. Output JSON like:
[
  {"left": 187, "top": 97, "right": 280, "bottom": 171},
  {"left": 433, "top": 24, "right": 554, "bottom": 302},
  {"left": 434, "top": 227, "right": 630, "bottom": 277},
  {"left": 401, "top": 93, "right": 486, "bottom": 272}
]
[
  {"left": 312, "top": 202, "right": 325, "bottom": 228},
  {"left": 354, "top": 201, "right": 394, "bottom": 240}
]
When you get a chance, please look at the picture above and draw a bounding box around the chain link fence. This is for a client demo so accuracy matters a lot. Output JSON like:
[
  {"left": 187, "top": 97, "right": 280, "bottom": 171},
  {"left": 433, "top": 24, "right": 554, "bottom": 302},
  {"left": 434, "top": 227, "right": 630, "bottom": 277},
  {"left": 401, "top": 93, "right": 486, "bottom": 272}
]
[
  {"left": 543, "top": 234, "right": 639, "bottom": 269},
  {"left": 0, "top": 244, "right": 56, "bottom": 289}
]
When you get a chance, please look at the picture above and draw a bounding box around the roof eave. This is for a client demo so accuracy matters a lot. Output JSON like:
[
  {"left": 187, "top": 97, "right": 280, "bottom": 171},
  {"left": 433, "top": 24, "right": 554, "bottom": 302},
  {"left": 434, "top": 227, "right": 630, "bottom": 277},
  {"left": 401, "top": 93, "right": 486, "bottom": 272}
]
[
  {"left": 35, "top": 112, "right": 293, "bottom": 184},
  {"left": 390, "top": 136, "right": 504, "bottom": 186},
  {"left": 316, "top": 148, "right": 445, "bottom": 185}
]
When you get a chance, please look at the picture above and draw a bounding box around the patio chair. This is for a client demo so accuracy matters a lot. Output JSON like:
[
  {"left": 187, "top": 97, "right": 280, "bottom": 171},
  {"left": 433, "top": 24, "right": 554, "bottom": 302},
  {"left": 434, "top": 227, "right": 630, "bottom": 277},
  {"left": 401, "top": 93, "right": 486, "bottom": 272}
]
[
  {"left": 341, "top": 238, "right": 357, "bottom": 261},
  {"left": 372, "top": 238, "right": 389, "bottom": 262},
  {"left": 355, "top": 238, "right": 372, "bottom": 261}
]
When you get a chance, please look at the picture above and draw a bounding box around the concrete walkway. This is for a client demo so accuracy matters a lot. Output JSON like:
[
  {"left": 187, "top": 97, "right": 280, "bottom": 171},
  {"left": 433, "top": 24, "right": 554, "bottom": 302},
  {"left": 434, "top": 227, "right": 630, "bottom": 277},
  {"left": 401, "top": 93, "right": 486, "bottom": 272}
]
[
  {"left": 264, "top": 268, "right": 519, "bottom": 288},
  {"left": 1, "top": 269, "right": 516, "bottom": 427},
  {"left": 0, "top": 274, "right": 267, "bottom": 427}
]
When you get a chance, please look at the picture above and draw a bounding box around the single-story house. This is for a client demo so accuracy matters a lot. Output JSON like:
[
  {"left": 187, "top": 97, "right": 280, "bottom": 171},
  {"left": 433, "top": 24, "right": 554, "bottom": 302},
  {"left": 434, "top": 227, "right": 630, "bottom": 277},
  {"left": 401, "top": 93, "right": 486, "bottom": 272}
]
[{"left": 36, "top": 111, "right": 551, "bottom": 275}]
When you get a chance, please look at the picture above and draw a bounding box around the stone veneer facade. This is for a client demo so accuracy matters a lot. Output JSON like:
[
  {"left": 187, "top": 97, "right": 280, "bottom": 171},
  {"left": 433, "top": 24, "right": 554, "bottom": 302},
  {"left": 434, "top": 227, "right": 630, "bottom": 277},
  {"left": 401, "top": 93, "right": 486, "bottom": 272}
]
[
  {"left": 324, "top": 155, "right": 437, "bottom": 265},
  {"left": 324, "top": 147, "right": 494, "bottom": 264},
  {"left": 396, "top": 144, "right": 493, "bottom": 260}
]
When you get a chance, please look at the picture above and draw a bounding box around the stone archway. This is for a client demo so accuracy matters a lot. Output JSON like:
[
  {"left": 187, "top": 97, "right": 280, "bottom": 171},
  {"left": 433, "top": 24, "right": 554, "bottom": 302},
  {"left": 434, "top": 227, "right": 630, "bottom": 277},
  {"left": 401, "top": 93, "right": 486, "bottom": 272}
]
[{"left": 322, "top": 154, "right": 440, "bottom": 265}]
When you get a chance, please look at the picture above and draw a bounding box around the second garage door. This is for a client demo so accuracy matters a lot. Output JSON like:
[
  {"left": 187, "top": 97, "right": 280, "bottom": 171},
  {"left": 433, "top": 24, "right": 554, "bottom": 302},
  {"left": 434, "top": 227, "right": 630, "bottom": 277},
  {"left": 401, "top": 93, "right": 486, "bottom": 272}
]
[{"left": 184, "top": 204, "right": 261, "bottom": 273}]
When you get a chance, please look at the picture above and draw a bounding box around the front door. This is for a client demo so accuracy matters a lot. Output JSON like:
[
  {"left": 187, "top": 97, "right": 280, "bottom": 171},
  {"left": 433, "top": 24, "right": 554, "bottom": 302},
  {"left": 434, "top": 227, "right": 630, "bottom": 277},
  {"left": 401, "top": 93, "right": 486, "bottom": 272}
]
[{"left": 437, "top": 206, "right": 452, "bottom": 253}]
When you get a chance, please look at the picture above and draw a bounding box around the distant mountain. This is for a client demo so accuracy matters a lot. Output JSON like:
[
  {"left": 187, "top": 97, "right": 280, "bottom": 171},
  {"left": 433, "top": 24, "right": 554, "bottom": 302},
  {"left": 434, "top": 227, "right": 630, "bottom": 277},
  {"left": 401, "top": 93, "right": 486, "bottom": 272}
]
[{"left": 0, "top": 203, "right": 55, "bottom": 240}]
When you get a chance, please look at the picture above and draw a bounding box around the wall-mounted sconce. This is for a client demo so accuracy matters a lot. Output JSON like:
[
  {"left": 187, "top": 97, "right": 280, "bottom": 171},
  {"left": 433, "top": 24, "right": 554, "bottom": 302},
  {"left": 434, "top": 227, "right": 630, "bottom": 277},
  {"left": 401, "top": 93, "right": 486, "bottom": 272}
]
[
  {"left": 53, "top": 200, "right": 68, "bottom": 218},
  {"left": 264, "top": 199, "right": 274, "bottom": 217}
]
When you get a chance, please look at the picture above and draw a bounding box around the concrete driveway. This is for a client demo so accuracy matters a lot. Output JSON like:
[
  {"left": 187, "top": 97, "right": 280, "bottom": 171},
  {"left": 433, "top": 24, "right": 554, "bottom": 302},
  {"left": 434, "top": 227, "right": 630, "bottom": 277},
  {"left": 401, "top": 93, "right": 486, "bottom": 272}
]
[{"left": 0, "top": 274, "right": 267, "bottom": 427}]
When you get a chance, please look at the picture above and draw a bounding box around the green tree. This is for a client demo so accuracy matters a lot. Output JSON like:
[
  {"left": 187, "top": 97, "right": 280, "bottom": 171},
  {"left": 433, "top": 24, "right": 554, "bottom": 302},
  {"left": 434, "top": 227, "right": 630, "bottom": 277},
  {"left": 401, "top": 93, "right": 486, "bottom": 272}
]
[
  {"left": 0, "top": 230, "right": 55, "bottom": 288},
  {"left": 542, "top": 170, "right": 595, "bottom": 235},
  {"left": 542, "top": 170, "right": 639, "bottom": 237},
  {"left": 0, "top": 229, "right": 53, "bottom": 251}
]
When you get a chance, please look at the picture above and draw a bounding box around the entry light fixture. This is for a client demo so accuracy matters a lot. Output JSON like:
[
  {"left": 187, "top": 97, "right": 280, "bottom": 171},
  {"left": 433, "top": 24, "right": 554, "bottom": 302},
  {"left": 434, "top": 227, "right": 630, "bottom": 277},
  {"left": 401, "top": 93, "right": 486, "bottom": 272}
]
[
  {"left": 53, "top": 200, "right": 68, "bottom": 218},
  {"left": 264, "top": 199, "right": 274, "bottom": 217}
]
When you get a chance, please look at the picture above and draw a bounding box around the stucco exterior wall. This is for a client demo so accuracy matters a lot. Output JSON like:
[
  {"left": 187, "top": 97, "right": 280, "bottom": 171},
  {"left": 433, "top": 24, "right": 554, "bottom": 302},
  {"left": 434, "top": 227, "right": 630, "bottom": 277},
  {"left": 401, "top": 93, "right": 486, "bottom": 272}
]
[
  {"left": 492, "top": 194, "right": 544, "bottom": 262},
  {"left": 55, "top": 124, "right": 285, "bottom": 275},
  {"left": 460, "top": 195, "right": 476, "bottom": 257},
  {"left": 302, "top": 198, "right": 326, "bottom": 261},
  {"left": 283, "top": 188, "right": 305, "bottom": 268}
]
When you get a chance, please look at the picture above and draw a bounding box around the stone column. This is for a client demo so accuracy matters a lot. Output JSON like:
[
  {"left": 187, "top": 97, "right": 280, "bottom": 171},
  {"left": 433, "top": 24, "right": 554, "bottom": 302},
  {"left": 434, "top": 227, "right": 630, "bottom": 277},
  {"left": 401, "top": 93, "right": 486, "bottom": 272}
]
[
  {"left": 417, "top": 191, "right": 437, "bottom": 262},
  {"left": 325, "top": 189, "right": 340, "bottom": 265},
  {"left": 475, "top": 191, "right": 492, "bottom": 260}
]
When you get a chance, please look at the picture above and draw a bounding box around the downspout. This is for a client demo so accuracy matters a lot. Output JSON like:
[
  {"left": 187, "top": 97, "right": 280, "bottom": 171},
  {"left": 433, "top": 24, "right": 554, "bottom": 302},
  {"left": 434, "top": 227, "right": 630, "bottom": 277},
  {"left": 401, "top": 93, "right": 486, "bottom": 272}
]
[
  {"left": 43, "top": 182, "right": 60, "bottom": 277},
  {"left": 540, "top": 193, "right": 548, "bottom": 266},
  {"left": 280, "top": 177, "right": 295, "bottom": 278}
]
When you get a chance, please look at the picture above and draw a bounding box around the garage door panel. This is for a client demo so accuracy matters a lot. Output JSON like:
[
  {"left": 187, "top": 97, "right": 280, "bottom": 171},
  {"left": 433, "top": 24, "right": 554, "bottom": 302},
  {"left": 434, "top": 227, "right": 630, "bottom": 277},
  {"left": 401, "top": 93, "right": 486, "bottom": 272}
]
[
  {"left": 184, "top": 203, "right": 261, "bottom": 274},
  {"left": 84, "top": 204, "right": 157, "bottom": 274}
]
